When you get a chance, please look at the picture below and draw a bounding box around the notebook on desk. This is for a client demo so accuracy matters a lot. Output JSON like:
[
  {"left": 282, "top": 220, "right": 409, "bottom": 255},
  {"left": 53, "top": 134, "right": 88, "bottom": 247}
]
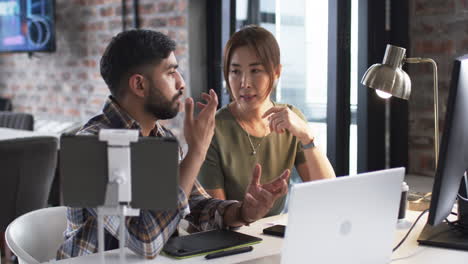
[
  {"left": 281, "top": 168, "right": 404, "bottom": 264},
  {"left": 162, "top": 229, "right": 262, "bottom": 259}
]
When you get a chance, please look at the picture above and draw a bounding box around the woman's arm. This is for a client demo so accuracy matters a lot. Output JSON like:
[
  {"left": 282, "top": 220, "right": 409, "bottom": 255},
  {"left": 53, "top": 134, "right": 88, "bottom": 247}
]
[
  {"left": 296, "top": 145, "right": 336, "bottom": 181},
  {"left": 263, "top": 105, "right": 336, "bottom": 182}
]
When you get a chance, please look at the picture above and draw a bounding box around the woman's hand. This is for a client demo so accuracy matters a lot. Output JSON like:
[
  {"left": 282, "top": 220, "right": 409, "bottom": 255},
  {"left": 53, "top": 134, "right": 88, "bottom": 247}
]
[{"left": 263, "top": 106, "right": 314, "bottom": 144}]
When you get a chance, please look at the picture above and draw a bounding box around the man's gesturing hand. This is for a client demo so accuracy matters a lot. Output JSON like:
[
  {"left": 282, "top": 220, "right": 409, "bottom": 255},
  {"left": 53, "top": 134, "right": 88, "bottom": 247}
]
[
  {"left": 241, "top": 164, "right": 290, "bottom": 223},
  {"left": 184, "top": 89, "right": 218, "bottom": 156}
]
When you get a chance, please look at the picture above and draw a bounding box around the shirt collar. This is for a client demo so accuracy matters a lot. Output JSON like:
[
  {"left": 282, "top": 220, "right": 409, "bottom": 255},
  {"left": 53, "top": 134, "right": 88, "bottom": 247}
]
[{"left": 102, "top": 96, "right": 165, "bottom": 137}]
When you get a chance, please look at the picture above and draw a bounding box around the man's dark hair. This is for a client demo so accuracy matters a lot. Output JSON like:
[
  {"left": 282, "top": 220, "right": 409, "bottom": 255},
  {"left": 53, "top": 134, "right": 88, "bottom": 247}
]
[{"left": 100, "top": 29, "right": 176, "bottom": 98}]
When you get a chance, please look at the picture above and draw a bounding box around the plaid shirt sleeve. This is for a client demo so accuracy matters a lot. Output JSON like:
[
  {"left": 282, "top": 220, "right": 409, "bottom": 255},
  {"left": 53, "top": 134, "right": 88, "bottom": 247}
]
[
  {"left": 88, "top": 187, "right": 190, "bottom": 258},
  {"left": 97, "top": 181, "right": 238, "bottom": 257},
  {"left": 57, "top": 187, "right": 190, "bottom": 259},
  {"left": 185, "top": 180, "right": 238, "bottom": 231}
]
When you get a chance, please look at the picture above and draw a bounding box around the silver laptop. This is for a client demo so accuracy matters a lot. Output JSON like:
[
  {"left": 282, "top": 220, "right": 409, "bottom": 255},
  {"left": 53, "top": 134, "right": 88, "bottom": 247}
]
[{"left": 281, "top": 168, "right": 404, "bottom": 264}]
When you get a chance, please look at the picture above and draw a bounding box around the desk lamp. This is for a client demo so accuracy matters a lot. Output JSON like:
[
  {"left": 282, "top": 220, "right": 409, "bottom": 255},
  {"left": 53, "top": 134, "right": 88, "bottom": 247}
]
[{"left": 361, "top": 44, "right": 440, "bottom": 168}]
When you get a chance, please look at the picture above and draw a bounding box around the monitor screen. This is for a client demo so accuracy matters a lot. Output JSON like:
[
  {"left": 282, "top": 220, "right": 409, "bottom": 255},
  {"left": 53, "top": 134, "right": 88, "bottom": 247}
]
[
  {"left": 418, "top": 54, "right": 468, "bottom": 250},
  {"left": 0, "top": 0, "right": 55, "bottom": 53},
  {"left": 428, "top": 55, "right": 468, "bottom": 226}
]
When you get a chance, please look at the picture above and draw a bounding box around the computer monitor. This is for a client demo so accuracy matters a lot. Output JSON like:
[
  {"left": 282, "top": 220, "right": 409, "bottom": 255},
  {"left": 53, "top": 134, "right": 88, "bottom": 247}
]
[{"left": 418, "top": 54, "right": 468, "bottom": 250}]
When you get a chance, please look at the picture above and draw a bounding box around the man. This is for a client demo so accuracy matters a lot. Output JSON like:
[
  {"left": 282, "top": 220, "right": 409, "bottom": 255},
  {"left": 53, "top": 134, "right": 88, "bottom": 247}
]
[{"left": 56, "top": 29, "right": 291, "bottom": 259}]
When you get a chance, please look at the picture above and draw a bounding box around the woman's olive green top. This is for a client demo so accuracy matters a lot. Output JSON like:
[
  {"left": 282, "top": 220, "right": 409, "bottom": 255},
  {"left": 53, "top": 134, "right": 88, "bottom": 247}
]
[{"left": 198, "top": 103, "right": 307, "bottom": 216}]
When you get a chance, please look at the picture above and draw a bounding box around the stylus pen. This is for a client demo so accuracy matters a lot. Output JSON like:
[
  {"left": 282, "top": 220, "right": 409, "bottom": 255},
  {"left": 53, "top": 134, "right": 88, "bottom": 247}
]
[{"left": 205, "top": 246, "right": 254, "bottom": 260}]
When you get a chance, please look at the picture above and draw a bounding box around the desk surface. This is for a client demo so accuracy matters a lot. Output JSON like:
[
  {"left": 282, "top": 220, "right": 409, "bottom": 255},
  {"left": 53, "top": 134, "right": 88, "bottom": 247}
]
[
  {"left": 52, "top": 215, "right": 286, "bottom": 264},
  {"left": 390, "top": 210, "right": 467, "bottom": 263},
  {"left": 53, "top": 210, "right": 468, "bottom": 264},
  {"left": 0, "top": 127, "right": 59, "bottom": 140}
]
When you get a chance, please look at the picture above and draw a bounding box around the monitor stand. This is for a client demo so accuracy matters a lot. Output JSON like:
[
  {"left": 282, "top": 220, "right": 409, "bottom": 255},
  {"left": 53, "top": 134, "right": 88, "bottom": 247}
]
[
  {"left": 418, "top": 221, "right": 468, "bottom": 250},
  {"left": 418, "top": 185, "right": 468, "bottom": 250}
]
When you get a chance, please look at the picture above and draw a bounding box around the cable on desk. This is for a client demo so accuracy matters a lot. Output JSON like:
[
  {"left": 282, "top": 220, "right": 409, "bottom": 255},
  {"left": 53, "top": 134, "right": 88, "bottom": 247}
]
[
  {"left": 458, "top": 193, "right": 468, "bottom": 202},
  {"left": 391, "top": 247, "right": 426, "bottom": 262},
  {"left": 393, "top": 209, "right": 429, "bottom": 252}
]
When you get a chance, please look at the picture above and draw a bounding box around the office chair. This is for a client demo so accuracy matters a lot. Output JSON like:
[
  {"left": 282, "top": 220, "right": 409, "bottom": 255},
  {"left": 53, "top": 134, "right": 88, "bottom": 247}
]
[
  {"left": 0, "top": 112, "right": 34, "bottom": 131},
  {"left": 0, "top": 97, "right": 12, "bottom": 111},
  {"left": 5, "top": 207, "right": 67, "bottom": 264},
  {"left": 0, "top": 137, "right": 58, "bottom": 263}
]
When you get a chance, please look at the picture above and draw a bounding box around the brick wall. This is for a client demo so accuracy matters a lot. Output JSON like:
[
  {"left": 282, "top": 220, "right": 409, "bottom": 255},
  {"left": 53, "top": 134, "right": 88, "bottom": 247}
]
[
  {"left": 0, "top": 0, "right": 189, "bottom": 137},
  {"left": 408, "top": 0, "right": 468, "bottom": 176}
]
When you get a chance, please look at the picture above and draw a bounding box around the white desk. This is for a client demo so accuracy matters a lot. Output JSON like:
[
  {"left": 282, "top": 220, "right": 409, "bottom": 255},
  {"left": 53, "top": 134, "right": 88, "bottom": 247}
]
[
  {"left": 0, "top": 127, "right": 59, "bottom": 140},
  {"left": 52, "top": 215, "right": 286, "bottom": 264},
  {"left": 52, "top": 209, "right": 468, "bottom": 263},
  {"left": 391, "top": 210, "right": 467, "bottom": 263}
]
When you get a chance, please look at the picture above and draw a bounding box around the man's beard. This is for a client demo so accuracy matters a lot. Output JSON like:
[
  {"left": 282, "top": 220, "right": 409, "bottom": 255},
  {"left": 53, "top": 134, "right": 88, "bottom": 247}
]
[{"left": 144, "top": 86, "right": 182, "bottom": 120}]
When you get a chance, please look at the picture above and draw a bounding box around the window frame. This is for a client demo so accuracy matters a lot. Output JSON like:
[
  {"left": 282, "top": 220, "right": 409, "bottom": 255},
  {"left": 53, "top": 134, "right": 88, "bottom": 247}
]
[{"left": 205, "top": 0, "right": 409, "bottom": 175}]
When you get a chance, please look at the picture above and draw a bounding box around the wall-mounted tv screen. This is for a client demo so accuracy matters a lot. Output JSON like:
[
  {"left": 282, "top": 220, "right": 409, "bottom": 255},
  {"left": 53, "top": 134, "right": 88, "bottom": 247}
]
[{"left": 0, "top": 0, "right": 55, "bottom": 53}]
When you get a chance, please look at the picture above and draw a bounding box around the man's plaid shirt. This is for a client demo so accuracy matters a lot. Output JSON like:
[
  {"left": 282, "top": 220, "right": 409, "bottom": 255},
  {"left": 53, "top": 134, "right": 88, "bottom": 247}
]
[{"left": 56, "top": 96, "right": 238, "bottom": 259}]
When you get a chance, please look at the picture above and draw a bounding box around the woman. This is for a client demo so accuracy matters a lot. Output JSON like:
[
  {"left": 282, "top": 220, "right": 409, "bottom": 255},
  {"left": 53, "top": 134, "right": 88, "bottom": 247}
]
[{"left": 198, "top": 25, "right": 336, "bottom": 216}]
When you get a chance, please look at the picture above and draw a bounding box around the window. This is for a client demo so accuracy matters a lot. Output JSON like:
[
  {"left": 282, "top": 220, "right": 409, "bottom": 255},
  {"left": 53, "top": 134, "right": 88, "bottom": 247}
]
[
  {"left": 206, "top": 0, "right": 409, "bottom": 177},
  {"left": 209, "top": 0, "right": 387, "bottom": 177},
  {"left": 234, "top": 0, "right": 329, "bottom": 154}
]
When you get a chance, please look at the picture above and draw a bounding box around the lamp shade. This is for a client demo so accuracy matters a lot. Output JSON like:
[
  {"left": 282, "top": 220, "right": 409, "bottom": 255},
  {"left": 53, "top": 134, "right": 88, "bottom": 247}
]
[{"left": 361, "top": 44, "right": 411, "bottom": 100}]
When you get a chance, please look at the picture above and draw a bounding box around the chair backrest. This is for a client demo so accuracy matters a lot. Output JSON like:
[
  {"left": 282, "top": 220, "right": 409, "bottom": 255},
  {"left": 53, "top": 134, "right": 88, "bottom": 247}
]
[
  {"left": 0, "top": 137, "right": 58, "bottom": 232},
  {"left": 0, "top": 112, "right": 34, "bottom": 130},
  {"left": 5, "top": 206, "right": 67, "bottom": 264},
  {"left": 0, "top": 97, "right": 12, "bottom": 111}
]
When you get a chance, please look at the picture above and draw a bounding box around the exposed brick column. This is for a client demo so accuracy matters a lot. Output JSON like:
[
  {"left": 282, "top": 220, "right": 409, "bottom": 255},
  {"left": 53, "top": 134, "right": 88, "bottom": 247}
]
[
  {"left": 0, "top": 0, "right": 189, "bottom": 139},
  {"left": 408, "top": 0, "right": 468, "bottom": 176}
]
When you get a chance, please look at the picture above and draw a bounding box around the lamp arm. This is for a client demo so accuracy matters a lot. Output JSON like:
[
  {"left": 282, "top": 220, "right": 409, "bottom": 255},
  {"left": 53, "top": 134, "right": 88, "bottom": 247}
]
[{"left": 405, "top": 58, "right": 439, "bottom": 169}]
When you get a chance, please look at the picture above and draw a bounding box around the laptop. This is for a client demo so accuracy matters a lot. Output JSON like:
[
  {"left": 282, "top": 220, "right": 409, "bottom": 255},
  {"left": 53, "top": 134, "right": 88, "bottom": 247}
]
[{"left": 281, "top": 168, "right": 404, "bottom": 264}]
